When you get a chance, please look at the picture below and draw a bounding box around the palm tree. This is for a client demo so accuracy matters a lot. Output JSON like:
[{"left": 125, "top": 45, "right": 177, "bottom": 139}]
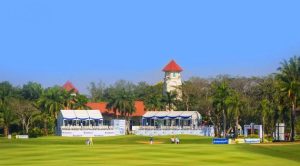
[
  {"left": 21, "top": 82, "right": 43, "bottom": 100},
  {"left": 211, "top": 81, "right": 231, "bottom": 138},
  {"left": 276, "top": 56, "right": 300, "bottom": 142},
  {"left": 162, "top": 91, "right": 177, "bottom": 111},
  {"left": 61, "top": 89, "right": 76, "bottom": 109},
  {"left": 38, "top": 87, "right": 65, "bottom": 119},
  {"left": 260, "top": 99, "right": 273, "bottom": 141},
  {"left": 0, "top": 81, "right": 16, "bottom": 136},
  {"left": 0, "top": 102, "right": 15, "bottom": 136},
  {"left": 37, "top": 87, "right": 65, "bottom": 135},
  {"left": 225, "top": 91, "right": 244, "bottom": 138},
  {"left": 106, "top": 89, "right": 135, "bottom": 134},
  {"left": 145, "top": 94, "right": 164, "bottom": 111},
  {"left": 73, "top": 94, "right": 91, "bottom": 110}
]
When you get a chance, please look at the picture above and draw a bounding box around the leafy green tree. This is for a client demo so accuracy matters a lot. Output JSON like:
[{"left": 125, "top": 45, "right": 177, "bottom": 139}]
[
  {"left": 11, "top": 98, "right": 40, "bottom": 134},
  {"left": 276, "top": 56, "right": 300, "bottom": 141},
  {"left": 134, "top": 81, "right": 150, "bottom": 101},
  {"left": 87, "top": 81, "right": 106, "bottom": 102},
  {"left": 21, "top": 82, "right": 43, "bottom": 101},
  {"left": 179, "top": 77, "right": 211, "bottom": 113},
  {"left": 0, "top": 81, "right": 14, "bottom": 103}
]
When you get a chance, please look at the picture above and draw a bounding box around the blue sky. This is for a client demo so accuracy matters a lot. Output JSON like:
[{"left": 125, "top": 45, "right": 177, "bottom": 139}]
[{"left": 1, "top": 1, "right": 300, "bottom": 94}]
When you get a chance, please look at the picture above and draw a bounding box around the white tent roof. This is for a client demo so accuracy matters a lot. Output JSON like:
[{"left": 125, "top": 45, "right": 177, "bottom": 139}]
[
  {"left": 167, "top": 111, "right": 184, "bottom": 118},
  {"left": 143, "top": 111, "right": 158, "bottom": 118},
  {"left": 61, "top": 110, "right": 76, "bottom": 119},
  {"left": 86, "top": 110, "right": 103, "bottom": 119},
  {"left": 59, "top": 110, "right": 103, "bottom": 120},
  {"left": 180, "top": 111, "right": 195, "bottom": 117},
  {"left": 154, "top": 111, "right": 169, "bottom": 117},
  {"left": 142, "top": 111, "right": 201, "bottom": 120},
  {"left": 74, "top": 110, "right": 89, "bottom": 119}
]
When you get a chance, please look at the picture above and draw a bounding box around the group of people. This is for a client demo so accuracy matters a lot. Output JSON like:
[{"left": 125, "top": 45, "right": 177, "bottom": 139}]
[
  {"left": 170, "top": 136, "right": 180, "bottom": 144},
  {"left": 149, "top": 136, "right": 180, "bottom": 144}
]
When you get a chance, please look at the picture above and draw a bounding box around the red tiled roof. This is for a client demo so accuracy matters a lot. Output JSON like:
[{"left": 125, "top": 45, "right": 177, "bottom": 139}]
[
  {"left": 62, "top": 81, "right": 78, "bottom": 93},
  {"left": 162, "top": 60, "right": 183, "bottom": 72},
  {"left": 86, "top": 101, "right": 146, "bottom": 117},
  {"left": 133, "top": 101, "right": 146, "bottom": 116}
]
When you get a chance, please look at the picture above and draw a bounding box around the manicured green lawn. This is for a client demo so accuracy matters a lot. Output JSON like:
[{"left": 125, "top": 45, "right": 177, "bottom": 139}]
[{"left": 0, "top": 135, "right": 299, "bottom": 166}]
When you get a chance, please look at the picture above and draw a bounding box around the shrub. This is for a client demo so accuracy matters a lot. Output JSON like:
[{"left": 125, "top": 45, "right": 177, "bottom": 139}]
[{"left": 29, "top": 127, "right": 43, "bottom": 138}]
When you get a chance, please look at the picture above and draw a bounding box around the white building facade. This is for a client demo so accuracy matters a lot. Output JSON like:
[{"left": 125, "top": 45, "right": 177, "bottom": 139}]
[{"left": 163, "top": 60, "right": 183, "bottom": 99}]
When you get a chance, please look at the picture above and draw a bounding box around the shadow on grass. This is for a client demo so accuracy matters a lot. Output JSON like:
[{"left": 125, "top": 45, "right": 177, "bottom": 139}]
[{"left": 0, "top": 135, "right": 213, "bottom": 145}]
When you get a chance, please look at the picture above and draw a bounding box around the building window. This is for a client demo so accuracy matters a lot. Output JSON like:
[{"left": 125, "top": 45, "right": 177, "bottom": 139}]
[{"left": 173, "top": 73, "right": 176, "bottom": 77}]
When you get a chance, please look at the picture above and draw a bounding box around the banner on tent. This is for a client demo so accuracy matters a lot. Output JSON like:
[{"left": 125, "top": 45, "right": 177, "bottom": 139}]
[
  {"left": 134, "top": 128, "right": 214, "bottom": 136},
  {"left": 61, "top": 130, "right": 122, "bottom": 137},
  {"left": 59, "top": 120, "right": 126, "bottom": 137}
]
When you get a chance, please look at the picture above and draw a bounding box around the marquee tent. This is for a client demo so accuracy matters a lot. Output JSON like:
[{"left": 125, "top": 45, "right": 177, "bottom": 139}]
[
  {"left": 143, "top": 111, "right": 201, "bottom": 119},
  {"left": 142, "top": 111, "right": 201, "bottom": 128},
  {"left": 57, "top": 110, "right": 103, "bottom": 127}
]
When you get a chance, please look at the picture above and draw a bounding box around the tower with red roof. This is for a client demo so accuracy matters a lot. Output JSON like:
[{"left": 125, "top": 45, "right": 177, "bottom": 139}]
[
  {"left": 62, "top": 81, "right": 78, "bottom": 95},
  {"left": 162, "top": 60, "right": 183, "bottom": 100}
]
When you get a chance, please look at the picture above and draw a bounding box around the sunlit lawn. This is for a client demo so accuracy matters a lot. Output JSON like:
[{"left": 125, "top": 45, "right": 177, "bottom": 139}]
[{"left": 0, "top": 135, "right": 299, "bottom": 166}]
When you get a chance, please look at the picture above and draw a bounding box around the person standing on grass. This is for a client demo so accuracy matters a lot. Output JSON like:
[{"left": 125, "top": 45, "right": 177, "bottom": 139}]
[
  {"left": 175, "top": 136, "right": 180, "bottom": 144},
  {"left": 150, "top": 136, "right": 153, "bottom": 144},
  {"left": 86, "top": 138, "right": 90, "bottom": 145},
  {"left": 89, "top": 137, "right": 93, "bottom": 146},
  {"left": 170, "top": 136, "right": 175, "bottom": 144}
]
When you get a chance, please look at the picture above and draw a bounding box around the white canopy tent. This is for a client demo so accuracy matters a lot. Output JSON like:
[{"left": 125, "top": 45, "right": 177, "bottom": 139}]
[
  {"left": 58, "top": 110, "right": 103, "bottom": 127},
  {"left": 143, "top": 111, "right": 201, "bottom": 119},
  {"left": 57, "top": 110, "right": 126, "bottom": 137},
  {"left": 142, "top": 111, "right": 202, "bottom": 128},
  {"left": 60, "top": 110, "right": 76, "bottom": 119},
  {"left": 87, "top": 110, "right": 103, "bottom": 119}
]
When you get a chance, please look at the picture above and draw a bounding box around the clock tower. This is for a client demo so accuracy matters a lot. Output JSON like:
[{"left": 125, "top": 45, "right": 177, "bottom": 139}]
[{"left": 162, "top": 60, "right": 183, "bottom": 100}]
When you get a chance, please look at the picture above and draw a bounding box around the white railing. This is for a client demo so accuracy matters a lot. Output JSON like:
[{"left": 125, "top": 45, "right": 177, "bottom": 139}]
[
  {"left": 134, "top": 126, "right": 215, "bottom": 136},
  {"left": 138, "top": 126, "right": 209, "bottom": 130}
]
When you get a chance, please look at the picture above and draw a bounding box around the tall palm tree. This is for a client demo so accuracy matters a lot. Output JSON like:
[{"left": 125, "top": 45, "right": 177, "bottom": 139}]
[
  {"left": 0, "top": 101, "right": 15, "bottom": 136},
  {"left": 260, "top": 99, "right": 273, "bottom": 141},
  {"left": 38, "top": 87, "right": 65, "bottom": 119},
  {"left": 211, "top": 81, "right": 231, "bottom": 138},
  {"left": 225, "top": 91, "right": 244, "bottom": 137},
  {"left": 276, "top": 56, "right": 300, "bottom": 142},
  {"left": 106, "top": 89, "right": 135, "bottom": 134},
  {"left": 0, "top": 81, "right": 16, "bottom": 136},
  {"left": 162, "top": 91, "right": 177, "bottom": 111},
  {"left": 37, "top": 87, "right": 65, "bottom": 135}
]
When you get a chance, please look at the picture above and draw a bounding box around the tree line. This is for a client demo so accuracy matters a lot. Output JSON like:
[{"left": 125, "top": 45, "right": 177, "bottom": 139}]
[
  {"left": 0, "top": 56, "right": 299, "bottom": 141},
  {"left": 87, "top": 56, "right": 300, "bottom": 141},
  {"left": 0, "top": 84, "right": 89, "bottom": 137}
]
